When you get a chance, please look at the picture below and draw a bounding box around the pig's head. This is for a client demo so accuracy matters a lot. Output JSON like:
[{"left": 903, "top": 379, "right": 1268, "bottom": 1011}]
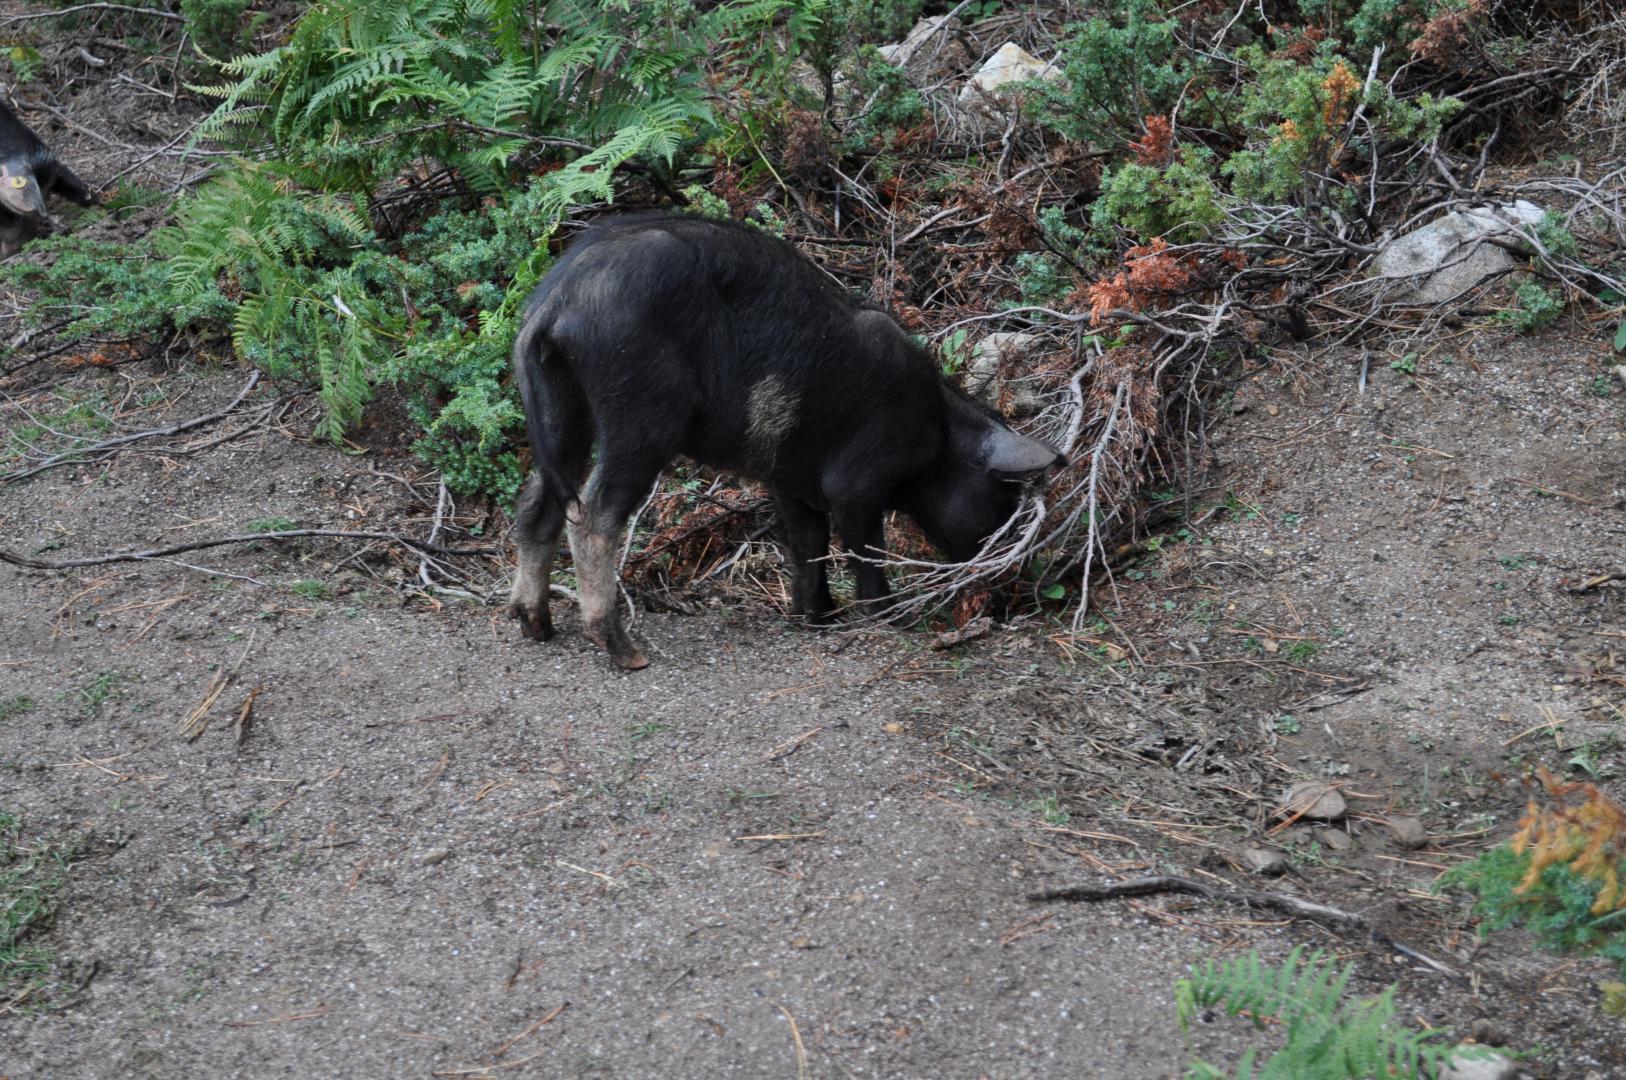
[
  {"left": 0, "top": 162, "right": 48, "bottom": 221},
  {"left": 900, "top": 389, "right": 1063, "bottom": 562}
]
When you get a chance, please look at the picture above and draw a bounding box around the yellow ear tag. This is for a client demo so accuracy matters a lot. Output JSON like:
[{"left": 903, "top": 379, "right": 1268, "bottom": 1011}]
[{"left": 7, "top": 177, "right": 25, "bottom": 189}]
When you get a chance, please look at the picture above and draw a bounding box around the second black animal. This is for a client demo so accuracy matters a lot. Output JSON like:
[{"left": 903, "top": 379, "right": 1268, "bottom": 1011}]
[
  {"left": 0, "top": 99, "right": 95, "bottom": 257},
  {"left": 508, "top": 214, "right": 1063, "bottom": 669}
]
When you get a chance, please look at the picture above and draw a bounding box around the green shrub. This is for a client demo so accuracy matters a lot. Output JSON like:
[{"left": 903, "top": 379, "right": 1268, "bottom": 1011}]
[
  {"left": 1033, "top": 0, "right": 1192, "bottom": 148},
  {"left": 1498, "top": 280, "right": 1565, "bottom": 334},
  {"left": 1437, "top": 779, "right": 1626, "bottom": 973},
  {"left": 1094, "top": 149, "right": 1225, "bottom": 243},
  {"left": 180, "top": 0, "right": 256, "bottom": 61},
  {"left": 103, "top": 0, "right": 812, "bottom": 497}
]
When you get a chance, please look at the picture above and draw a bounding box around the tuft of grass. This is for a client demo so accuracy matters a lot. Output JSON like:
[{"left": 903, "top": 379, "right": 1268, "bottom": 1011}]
[
  {"left": 1283, "top": 641, "right": 1321, "bottom": 665},
  {"left": 1, "top": 810, "right": 86, "bottom": 1006},
  {"left": 246, "top": 517, "right": 297, "bottom": 533},
  {"left": 288, "top": 579, "right": 328, "bottom": 601},
  {"left": 0, "top": 695, "right": 36, "bottom": 723},
  {"left": 72, "top": 670, "right": 130, "bottom": 714}
]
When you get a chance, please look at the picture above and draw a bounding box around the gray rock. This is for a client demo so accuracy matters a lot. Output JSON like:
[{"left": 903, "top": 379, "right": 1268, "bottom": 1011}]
[
  {"left": 1241, "top": 847, "right": 1287, "bottom": 876},
  {"left": 964, "top": 332, "right": 1047, "bottom": 414},
  {"left": 1279, "top": 781, "right": 1347, "bottom": 822},
  {"left": 1320, "top": 828, "right": 1353, "bottom": 853},
  {"left": 420, "top": 846, "right": 452, "bottom": 866},
  {"left": 1368, "top": 201, "right": 1544, "bottom": 305},
  {"left": 1438, "top": 1047, "right": 1517, "bottom": 1080},
  {"left": 1385, "top": 815, "right": 1429, "bottom": 850}
]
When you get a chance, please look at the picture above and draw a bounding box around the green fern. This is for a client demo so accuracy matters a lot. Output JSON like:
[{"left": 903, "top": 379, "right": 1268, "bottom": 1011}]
[{"left": 1176, "top": 946, "right": 1483, "bottom": 1080}]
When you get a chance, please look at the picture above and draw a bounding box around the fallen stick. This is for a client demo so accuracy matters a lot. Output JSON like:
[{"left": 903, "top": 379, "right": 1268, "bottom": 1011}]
[
  {"left": 0, "top": 528, "right": 500, "bottom": 571},
  {"left": 1029, "top": 874, "right": 1467, "bottom": 986},
  {"left": 1, "top": 370, "right": 262, "bottom": 484}
]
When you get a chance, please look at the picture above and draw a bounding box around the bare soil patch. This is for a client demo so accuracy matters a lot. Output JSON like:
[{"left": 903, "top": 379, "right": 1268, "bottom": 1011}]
[{"left": 1, "top": 323, "right": 1622, "bottom": 1078}]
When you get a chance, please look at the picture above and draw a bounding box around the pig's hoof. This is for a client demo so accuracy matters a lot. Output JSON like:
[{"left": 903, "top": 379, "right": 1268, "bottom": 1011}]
[
  {"left": 506, "top": 600, "right": 554, "bottom": 641},
  {"left": 588, "top": 624, "right": 650, "bottom": 670},
  {"left": 614, "top": 648, "right": 650, "bottom": 671}
]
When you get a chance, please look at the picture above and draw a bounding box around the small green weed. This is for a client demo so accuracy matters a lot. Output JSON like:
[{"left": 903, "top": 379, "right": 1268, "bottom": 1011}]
[
  {"left": 1388, "top": 352, "right": 1418, "bottom": 376},
  {"left": 627, "top": 721, "right": 671, "bottom": 745},
  {"left": 0, "top": 695, "right": 36, "bottom": 723},
  {"left": 247, "top": 517, "right": 297, "bottom": 533},
  {"left": 72, "top": 670, "right": 130, "bottom": 714},
  {"left": 1, "top": 811, "right": 86, "bottom": 1005},
  {"left": 1274, "top": 714, "right": 1301, "bottom": 736},
  {"left": 1497, "top": 279, "right": 1565, "bottom": 334},
  {"left": 288, "top": 580, "right": 328, "bottom": 601},
  {"left": 1025, "top": 794, "right": 1069, "bottom": 826},
  {"left": 1283, "top": 641, "right": 1321, "bottom": 665}
]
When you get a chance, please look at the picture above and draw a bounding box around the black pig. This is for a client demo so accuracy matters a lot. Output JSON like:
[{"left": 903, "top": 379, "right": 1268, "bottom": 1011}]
[
  {"left": 508, "top": 214, "right": 1062, "bottom": 669},
  {"left": 0, "top": 99, "right": 96, "bottom": 257}
]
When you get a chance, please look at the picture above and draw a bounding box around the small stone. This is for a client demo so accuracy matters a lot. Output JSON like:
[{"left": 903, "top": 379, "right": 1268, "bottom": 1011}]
[
  {"left": 1261, "top": 638, "right": 1280, "bottom": 654},
  {"left": 420, "top": 846, "right": 451, "bottom": 866},
  {"left": 1385, "top": 815, "right": 1429, "bottom": 850},
  {"left": 1266, "top": 403, "right": 1280, "bottom": 417},
  {"left": 1438, "top": 1048, "right": 1517, "bottom": 1080},
  {"left": 1242, "top": 847, "right": 1287, "bottom": 876},
  {"left": 1467, "top": 1018, "right": 1506, "bottom": 1046},
  {"left": 956, "top": 42, "right": 1061, "bottom": 117},
  {"left": 1321, "top": 828, "right": 1353, "bottom": 853},
  {"left": 883, "top": 721, "right": 904, "bottom": 735},
  {"left": 1231, "top": 401, "right": 1249, "bottom": 415},
  {"left": 1372, "top": 401, "right": 1386, "bottom": 412},
  {"left": 1279, "top": 781, "right": 1347, "bottom": 822}
]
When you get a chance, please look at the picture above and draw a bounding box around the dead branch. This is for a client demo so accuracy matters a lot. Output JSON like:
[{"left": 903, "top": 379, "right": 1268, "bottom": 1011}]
[
  {"left": 1030, "top": 875, "right": 1467, "bottom": 985},
  {"left": 0, "top": 528, "right": 501, "bottom": 572},
  {"left": 1, "top": 371, "right": 264, "bottom": 484},
  {"left": 0, "top": 3, "right": 184, "bottom": 25}
]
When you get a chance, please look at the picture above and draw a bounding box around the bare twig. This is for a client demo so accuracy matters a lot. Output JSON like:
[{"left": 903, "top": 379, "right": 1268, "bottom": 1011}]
[
  {"left": 0, "top": 528, "right": 500, "bottom": 571},
  {"left": 1030, "top": 875, "right": 1467, "bottom": 985}
]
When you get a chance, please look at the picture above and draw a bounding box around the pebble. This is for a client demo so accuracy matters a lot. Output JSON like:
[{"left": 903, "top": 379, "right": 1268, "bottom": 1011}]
[
  {"left": 1321, "top": 828, "right": 1352, "bottom": 853},
  {"left": 420, "top": 846, "right": 452, "bottom": 866},
  {"left": 1266, "top": 403, "right": 1280, "bottom": 417},
  {"left": 1385, "top": 815, "right": 1429, "bottom": 850},
  {"left": 1279, "top": 781, "right": 1347, "bottom": 822},
  {"left": 1242, "top": 847, "right": 1287, "bottom": 876}
]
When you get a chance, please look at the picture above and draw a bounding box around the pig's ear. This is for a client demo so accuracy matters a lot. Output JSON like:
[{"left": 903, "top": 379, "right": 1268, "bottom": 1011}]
[{"left": 984, "top": 427, "right": 1062, "bottom": 477}]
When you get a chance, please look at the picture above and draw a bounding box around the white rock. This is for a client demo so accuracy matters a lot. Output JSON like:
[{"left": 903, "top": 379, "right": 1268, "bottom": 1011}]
[
  {"left": 1438, "top": 1048, "right": 1517, "bottom": 1080},
  {"left": 1368, "top": 201, "right": 1544, "bottom": 304},
  {"left": 956, "top": 42, "right": 1061, "bottom": 116}
]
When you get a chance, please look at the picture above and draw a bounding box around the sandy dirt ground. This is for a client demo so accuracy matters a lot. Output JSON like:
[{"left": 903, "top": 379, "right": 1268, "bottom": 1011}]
[{"left": 2, "top": 325, "right": 1623, "bottom": 1079}]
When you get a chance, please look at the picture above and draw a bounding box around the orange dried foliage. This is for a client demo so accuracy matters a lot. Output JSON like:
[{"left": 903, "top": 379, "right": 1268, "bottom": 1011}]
[
  {"left": 1412, "top": 0, "right": 1489, "bottom": 64},
  {"left": 1321, "top": 60, "right": 1360, "bottom": 130},
  {"left": 1510, "top": 768, "right": 1626, "bottom": 915},
  {"left": 951, "top": 588, "right": 992, "bottom": 628},
  {"left": 1084, "top": 238, "right": 1194, "bottom": 326},
  {"left": 1273, "top": 25, "right": 1327, "bottom": 63},
  {"left": 1129, "top": 115, "right": 1175, "bottom": 167},
  {"left": 63, "top": 343, "right": 139, "bottom": 368}
]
